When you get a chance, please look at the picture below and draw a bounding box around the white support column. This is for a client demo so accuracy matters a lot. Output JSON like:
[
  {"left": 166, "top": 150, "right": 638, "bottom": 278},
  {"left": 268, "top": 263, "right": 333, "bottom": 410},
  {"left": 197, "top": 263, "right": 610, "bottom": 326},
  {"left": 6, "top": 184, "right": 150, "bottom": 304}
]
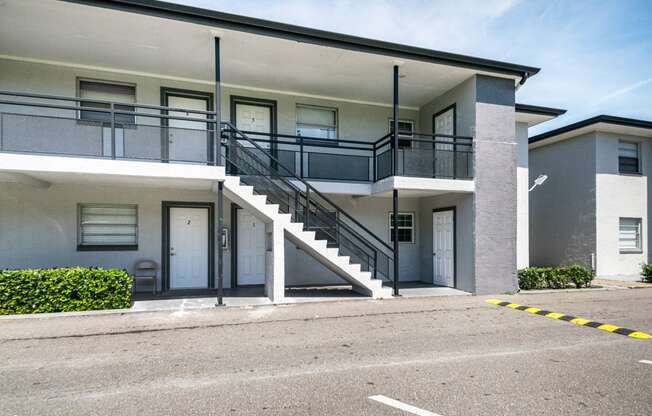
[{"left": 265, "top": 221, "right": 285, "bottom": 302}]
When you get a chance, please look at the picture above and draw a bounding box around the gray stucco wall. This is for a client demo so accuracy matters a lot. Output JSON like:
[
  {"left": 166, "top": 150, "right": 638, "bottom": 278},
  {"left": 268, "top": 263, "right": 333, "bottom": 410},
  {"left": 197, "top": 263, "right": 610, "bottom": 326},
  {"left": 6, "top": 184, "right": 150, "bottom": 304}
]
[
  {"left": 473, "top": 75, "right": 517, "bottom": 294},
  {"left": 418, "top": 76, "right": 476, "bottom": 137},
  {"left": 529, "top": 133, "right": 597, "bottom": 268}
]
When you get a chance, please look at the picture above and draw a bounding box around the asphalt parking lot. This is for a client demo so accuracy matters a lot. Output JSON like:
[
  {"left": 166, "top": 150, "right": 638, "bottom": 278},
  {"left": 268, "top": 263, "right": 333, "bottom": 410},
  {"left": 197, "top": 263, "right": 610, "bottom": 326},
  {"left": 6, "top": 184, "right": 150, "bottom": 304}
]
[{"left": 1, "top": 288, "right": 651, "bottom": 415}]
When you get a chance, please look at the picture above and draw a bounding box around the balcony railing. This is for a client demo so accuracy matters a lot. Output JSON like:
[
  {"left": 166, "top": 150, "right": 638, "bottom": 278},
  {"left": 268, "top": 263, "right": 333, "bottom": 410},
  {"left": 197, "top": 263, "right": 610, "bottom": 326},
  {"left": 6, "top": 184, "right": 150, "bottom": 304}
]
[
  {"left": 0, "top": 90, "right": 474, "bottom": 181},
  {"left": 221, "top": 129, "right": 474, "bottom": 182},
  {"left": 0, "top": 91, "right": 219, "bottom": 165}
]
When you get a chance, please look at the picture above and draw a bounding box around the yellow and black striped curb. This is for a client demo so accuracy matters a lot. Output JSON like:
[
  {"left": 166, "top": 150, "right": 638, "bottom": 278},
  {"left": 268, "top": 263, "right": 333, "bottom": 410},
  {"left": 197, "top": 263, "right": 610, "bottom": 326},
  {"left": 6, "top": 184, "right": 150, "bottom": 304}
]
[{"left": 486, "top": 299, "right": 652, "bottom": 339}]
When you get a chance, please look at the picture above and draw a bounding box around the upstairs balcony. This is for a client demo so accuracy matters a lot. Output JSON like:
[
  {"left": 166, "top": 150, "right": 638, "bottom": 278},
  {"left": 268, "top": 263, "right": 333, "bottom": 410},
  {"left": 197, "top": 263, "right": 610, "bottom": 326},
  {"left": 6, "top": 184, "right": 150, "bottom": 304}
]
[{"left": 0, "top": 91, "right": 474, "bottom": 184}]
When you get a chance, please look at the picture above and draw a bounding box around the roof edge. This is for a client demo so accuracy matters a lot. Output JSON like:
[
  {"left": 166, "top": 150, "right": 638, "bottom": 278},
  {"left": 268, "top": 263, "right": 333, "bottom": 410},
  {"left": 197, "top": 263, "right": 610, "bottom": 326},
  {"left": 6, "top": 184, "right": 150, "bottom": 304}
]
[
  {"left": 529, "top": 115, "right": 652, "bottom": 144},
  {"left": 60, "top": 0, "right": 541, "bottom": 82},
  {"left": 515, "top": 103, "right": 566, "bottom": 117}
]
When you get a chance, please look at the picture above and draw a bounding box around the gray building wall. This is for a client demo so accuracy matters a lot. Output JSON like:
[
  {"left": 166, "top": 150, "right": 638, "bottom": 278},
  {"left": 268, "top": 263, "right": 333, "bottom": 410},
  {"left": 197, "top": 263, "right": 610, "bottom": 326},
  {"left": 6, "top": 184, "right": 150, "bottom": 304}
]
[
  {"left": 529, "top": 133, "right": 597, "bottom": 268},
  {"left": 418, "top": 76, "right": 476, "bottom": 137},
  {"left": 1, "top": 58, "right": 521, "bottom": 294}
]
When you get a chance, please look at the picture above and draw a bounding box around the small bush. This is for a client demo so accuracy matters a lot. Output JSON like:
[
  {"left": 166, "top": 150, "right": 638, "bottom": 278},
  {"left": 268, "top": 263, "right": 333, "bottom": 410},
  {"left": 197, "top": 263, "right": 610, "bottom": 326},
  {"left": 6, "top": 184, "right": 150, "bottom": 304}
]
[
  {"left": 565, "top": 265, "right": 594, "bottom": 288},
  {"left": 0, "top": 267, "right": 132, "bottom": 315},
  {"left": 545, "top": 267, "right": 570, "bottom": 289},
  {"left": 518, "top": 265, "right": 593, "bottom": 290},
  {"left": 641, "top": 264, "right": 652, "bottom": 283},
  {"left": 517, "top": 267, "right": 549, "bottom": 290}
]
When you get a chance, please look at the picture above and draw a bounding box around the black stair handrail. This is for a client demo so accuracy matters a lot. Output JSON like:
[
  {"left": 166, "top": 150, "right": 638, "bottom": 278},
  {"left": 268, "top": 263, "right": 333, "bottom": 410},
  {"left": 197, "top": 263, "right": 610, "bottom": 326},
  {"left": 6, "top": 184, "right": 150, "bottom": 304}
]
[{"left": 221, "top": 121, "right": 394, "bottom": 254}]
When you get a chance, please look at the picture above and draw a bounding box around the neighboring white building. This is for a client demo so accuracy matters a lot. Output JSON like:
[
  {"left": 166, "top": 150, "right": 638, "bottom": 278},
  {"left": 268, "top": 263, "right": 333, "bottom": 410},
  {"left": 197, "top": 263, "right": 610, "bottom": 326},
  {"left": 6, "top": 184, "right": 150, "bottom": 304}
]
[
  {"left": 0, "top": 0, "right": 542, "bottom": 301},
  {"left": 529, "top": 115, "right": 652, "bottom": 280}
]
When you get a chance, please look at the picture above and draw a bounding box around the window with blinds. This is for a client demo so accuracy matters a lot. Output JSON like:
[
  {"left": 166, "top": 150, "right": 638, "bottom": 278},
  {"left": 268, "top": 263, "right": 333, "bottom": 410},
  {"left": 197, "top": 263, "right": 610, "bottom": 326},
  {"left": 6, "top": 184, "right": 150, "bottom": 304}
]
[
  {"left": 296, "top": 104, "right": 337, "bottom": 140},
  {"left": 78, "top": 79, "right": 136, "bottom": 125},
  {"left": 78, "top": 203, "right": 138, "bottom": 250},
  {"left": 618, "top": 141, "right": 639, "bottom": 174},
  {"left": 619, "top": 218, "right": 641, "bottom": 252}
]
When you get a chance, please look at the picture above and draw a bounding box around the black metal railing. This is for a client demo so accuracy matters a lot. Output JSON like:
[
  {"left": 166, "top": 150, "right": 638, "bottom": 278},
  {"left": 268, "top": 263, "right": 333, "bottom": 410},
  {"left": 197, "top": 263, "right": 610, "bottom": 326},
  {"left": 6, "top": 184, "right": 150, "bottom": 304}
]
[
  {"left": 374, "top": 132, "right": 474, "bottom": 180},
  {"left": 0, "top": 90, "right": 218, "bottom": 164},
  {"left": 222, "top": 122, "right": 396, "bottom": 284},
  {"left": 224, "top": 129, "right": 473, "bottom": 182}
]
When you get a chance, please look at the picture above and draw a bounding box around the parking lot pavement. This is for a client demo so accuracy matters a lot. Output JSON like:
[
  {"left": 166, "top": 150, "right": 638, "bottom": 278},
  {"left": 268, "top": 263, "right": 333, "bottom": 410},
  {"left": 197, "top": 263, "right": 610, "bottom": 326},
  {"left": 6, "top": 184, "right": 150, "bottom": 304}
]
[{"left": 1, "top": 289, "right": 650, "bottom": 415}]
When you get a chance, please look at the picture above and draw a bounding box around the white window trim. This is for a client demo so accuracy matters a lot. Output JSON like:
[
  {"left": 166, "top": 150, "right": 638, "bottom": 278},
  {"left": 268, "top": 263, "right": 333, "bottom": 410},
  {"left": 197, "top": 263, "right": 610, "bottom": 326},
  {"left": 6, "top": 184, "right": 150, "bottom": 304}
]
[
  {"left": 295, "top": 103, "right": 338, "bottom": 140},
  {"left": 77, "top": 203, "right": 139, "bottom": 250},
  {"left": 388, "top": 212, "right": 416, "bottom": 244},
  {"left": 619, "top": 217, "right": 642, "bottom": 253}
]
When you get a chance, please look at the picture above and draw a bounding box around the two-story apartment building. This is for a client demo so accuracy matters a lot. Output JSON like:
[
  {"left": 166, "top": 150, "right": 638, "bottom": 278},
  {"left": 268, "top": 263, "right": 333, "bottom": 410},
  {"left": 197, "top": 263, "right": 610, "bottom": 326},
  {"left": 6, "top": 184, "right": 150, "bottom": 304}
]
[
  {"left": 529, "top": 115, "right": 652, "bottom": 280},
  {"left": 0, "top": 0, "right": 542, "bottom": 302}
]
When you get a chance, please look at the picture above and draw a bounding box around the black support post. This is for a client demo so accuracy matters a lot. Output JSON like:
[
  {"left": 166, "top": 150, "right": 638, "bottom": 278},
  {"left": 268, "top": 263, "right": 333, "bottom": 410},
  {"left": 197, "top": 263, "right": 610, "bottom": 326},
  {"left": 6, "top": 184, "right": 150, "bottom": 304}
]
[
  {"left": 214, "top": 37, "right": 221, "bottom": 166},
  {"left": 216, "top": 181, "right": 224, "bottom": 306},
  {"left": 392, "top": 64, "right": 400, "bottom": 296},
  {"left": 392, "top": 65, "right": 399, "bottom": 176},
  {"left": 392, "top": 189, "right": 399, "bottom": 296}
]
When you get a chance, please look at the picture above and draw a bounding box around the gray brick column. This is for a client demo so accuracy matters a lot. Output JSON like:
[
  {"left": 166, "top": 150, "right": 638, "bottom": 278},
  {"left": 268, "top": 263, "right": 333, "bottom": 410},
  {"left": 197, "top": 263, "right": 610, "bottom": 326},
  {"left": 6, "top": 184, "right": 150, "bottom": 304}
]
[{"left": 473, "top": 75, "right": 518, "bottom": 294}]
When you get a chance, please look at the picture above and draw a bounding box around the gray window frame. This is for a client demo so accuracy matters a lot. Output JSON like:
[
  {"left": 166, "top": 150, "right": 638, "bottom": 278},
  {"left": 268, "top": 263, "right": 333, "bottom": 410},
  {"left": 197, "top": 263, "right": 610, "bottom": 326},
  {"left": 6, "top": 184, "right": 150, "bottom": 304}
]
[
  {"left": 77, "top": 78, "right": 137, "bottom": 126},
  {"left": 618, "top": 140, "right": 640, "bottom": 175},
  {"left": 77, "top": 203, "right": 139, "bottom": 251}
]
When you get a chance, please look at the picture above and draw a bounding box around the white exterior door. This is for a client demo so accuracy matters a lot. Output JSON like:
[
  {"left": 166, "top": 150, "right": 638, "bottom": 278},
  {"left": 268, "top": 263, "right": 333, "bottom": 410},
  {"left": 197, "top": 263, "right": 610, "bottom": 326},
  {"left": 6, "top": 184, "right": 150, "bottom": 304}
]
[
  {"left": 237, "top": 210, "right": 266, "bottom": 285},
  {"left": 434, "top": 107, "right": 455, "bottom": 176},
  {"left": 432, "top": 210, "right": 455, "bottom": 287},
  {"left": 169, "top": 207, "right": 209, "bottom": 289},
  {"left": 235, "top": 103, "right": 271, "bottom": 138},
  {"left": 167, "top": 95, "right": 209, "bottom": 163}
]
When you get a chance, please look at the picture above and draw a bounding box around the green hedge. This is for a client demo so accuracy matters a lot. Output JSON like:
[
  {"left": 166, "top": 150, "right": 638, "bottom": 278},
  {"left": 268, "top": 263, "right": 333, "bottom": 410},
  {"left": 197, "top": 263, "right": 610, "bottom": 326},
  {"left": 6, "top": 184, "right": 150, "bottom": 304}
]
[
  {"left": 518, "top": 265, "right": 594, "bottom": 290},
  {"left": 641, "top": 264, "right": 652, "bottom": 283},
  {"left": 0, "top": 267, "right": 132, "bottom": 315}
]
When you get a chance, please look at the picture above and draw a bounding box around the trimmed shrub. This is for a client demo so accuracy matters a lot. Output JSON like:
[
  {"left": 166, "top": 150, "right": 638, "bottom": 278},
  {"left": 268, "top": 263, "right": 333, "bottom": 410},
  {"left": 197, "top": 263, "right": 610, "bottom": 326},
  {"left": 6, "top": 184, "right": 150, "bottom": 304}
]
[
  {"left": 0, "top": 267, "right": 132, "bottom": 315},
  {"left": 544, "top": 267, "right": 569, "bottom": 289},
  {"left": 517, "top": 267, "right": 549, "bottom": 290},
  {"left": 518, "top": 265, "right": 593, "bottom": 290},
  {"left": 641, "top": 264, "right": 652, "bottom": 283},
  {"left": 565, "top": 265, "right": 594, "bottom": 288}
]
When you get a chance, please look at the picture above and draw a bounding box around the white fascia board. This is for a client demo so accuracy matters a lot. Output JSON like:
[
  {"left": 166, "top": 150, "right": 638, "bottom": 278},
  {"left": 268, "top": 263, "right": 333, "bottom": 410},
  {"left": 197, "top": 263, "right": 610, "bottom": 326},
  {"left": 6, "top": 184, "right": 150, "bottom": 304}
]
[{"left": 372, "top": 176, "right": 475, "bottom": 195}]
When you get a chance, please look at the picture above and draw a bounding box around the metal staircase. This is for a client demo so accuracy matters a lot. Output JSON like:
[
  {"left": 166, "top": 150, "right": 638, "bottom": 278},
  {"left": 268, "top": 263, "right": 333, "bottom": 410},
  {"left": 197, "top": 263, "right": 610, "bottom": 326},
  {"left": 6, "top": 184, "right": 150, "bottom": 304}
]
[{"left": 220, "top": 122, "right": 395, "bottom": 298}]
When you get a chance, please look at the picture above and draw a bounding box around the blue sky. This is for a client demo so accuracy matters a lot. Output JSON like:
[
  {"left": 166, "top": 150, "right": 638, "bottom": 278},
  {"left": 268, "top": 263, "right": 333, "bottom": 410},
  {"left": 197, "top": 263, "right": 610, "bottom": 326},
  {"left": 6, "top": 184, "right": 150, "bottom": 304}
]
[{"left": 175, "top": 0, "right": 652, "bottom": 134}]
